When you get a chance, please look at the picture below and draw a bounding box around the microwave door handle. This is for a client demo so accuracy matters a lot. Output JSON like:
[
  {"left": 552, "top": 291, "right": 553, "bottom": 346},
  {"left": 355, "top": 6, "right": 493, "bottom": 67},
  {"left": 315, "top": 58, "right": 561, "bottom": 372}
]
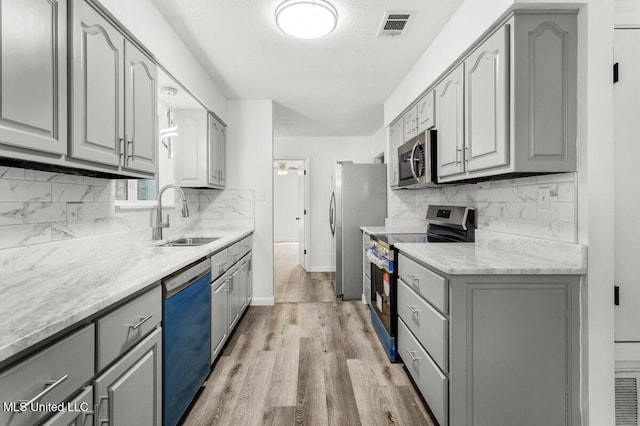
[{"left": 409, "top": 140, "right": 420, "bottom": 182}]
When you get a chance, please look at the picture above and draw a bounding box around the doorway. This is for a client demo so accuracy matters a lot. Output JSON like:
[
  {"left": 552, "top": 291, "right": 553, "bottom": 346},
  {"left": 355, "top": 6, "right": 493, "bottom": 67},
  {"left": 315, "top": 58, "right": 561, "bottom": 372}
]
[{"left": 273, "top": 159, "right": 308, "bottom": 269}]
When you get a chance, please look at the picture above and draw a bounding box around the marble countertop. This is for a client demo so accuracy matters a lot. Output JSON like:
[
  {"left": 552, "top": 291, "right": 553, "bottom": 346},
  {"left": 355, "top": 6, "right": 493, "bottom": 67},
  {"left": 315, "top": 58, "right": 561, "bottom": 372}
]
[
  {"left": 395, "top": 230, "right": 586, "bottom": 275},
  {"left": 0, "top": 225, "right": 253, "bottom": 365}
]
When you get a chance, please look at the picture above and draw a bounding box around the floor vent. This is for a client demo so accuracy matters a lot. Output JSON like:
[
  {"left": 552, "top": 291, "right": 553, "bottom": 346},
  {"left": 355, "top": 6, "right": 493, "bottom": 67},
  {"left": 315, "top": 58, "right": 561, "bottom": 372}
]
[
  {"left": 617, "top": 371, "right": 640, "bottom": 426},
  {"left": 378, "top": 12, "right": 412, "bottom": 37}
]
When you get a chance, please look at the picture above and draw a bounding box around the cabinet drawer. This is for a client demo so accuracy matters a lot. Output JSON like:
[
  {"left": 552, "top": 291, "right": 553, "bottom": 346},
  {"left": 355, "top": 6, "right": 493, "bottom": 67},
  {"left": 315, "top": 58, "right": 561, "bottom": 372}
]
[
  {"left": 41, "top": 386, "right": 93, "bottom": 426},
  {"left": 398, "top": 318, "right": 448, "bottom": 426},
  {"left": 240, "top": 235, "right": 253, "bottom": 256},
  {"left": 398, "top": 278, "right": 449, "bottom": 372},
  {"left": 398, "top": 254, "right": 448, "bottom": 313},
  {"left": 228, "top": 242, "right": 242, "bottom": 264},
  {"left": 0, "top": 325, "right": 95, "bottom": 426},
  {"left": 210, "top": 248, "right": 230, "bottom": 279},
  {"left": 96, "top": 286, "right": 161, "bottom": 371}
]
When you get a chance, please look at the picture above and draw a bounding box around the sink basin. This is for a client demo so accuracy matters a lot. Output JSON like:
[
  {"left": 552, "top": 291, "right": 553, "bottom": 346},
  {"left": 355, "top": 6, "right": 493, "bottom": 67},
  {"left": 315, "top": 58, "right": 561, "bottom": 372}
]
[{"left": 160, "top": 237, "right": 219, "bottom": 247}]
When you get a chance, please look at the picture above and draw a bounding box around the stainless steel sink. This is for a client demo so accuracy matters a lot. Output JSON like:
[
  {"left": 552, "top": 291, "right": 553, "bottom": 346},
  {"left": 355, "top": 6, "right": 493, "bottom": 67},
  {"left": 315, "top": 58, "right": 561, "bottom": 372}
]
[{"left": 160, "top": 237, "right": 219, "bottom": 247}]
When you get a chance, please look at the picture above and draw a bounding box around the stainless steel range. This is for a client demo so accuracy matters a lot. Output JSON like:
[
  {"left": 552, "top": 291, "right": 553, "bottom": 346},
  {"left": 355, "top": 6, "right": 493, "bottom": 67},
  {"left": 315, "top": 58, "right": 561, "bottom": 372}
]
[{"left": 367, "top": 205, "right": 476, "bottom": 362}]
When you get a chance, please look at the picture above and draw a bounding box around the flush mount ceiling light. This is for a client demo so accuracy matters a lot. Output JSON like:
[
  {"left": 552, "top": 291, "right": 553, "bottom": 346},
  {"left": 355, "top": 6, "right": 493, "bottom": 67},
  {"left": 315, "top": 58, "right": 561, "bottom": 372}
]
[{"left": 275, "top": 0, "right": 338, "bottom": 39}]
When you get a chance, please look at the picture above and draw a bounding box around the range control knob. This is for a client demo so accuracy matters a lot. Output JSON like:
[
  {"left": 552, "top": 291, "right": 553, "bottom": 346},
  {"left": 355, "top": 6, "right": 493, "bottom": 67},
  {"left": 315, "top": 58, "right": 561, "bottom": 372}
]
[
  {"left": 383, "top": 248, "right": 389, "bottom": 257},
  {"left": 369, "top": 240, "right": 376, "bottom": 248}
]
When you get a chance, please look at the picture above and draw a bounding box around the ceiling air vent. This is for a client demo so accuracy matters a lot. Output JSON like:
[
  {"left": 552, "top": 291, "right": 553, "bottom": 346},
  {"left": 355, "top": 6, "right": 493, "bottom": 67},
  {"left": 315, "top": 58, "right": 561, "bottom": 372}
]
[
  {"left": 616, "top": 372, "right": 640, "bottom": 426},
  {"left": 378, "top": 12, "right": 412, "bottom": 37}
]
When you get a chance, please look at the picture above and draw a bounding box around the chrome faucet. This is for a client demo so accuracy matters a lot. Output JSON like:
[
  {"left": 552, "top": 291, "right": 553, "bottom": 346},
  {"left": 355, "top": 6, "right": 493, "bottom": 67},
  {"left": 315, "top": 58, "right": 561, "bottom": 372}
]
[{"left": 152, "top": 184, "right": 190, "bottom": 240}]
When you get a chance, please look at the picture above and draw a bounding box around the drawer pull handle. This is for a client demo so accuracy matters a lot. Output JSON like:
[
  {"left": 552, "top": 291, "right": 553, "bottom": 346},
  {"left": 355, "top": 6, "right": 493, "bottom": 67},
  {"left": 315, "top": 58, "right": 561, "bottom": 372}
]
[
  {"left": 406, "top": 349, "right": 421, "bottom": 362},
  {"left": 129, "top": 314, "right": 153, "bottom": 330},
  {"left": 407, "top": 304, "right": 420, "bottom": 314},
  {"left": 20, "top": 374, "right": 69, "bottom": 406},
  {"left": 407, "top": 274, "right": 419, "bottom": 282}
]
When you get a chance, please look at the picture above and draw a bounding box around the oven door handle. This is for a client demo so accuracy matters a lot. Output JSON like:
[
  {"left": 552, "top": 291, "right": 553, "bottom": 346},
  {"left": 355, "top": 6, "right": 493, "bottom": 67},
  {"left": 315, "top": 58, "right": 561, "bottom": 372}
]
[{"left": 409, "top": 140, "right": 420, "bottom": 182}]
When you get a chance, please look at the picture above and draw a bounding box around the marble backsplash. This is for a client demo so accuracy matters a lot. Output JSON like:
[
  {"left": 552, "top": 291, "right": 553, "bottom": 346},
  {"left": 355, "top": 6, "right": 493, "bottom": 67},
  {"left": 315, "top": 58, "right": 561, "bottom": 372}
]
[
  {"left": 0, "top": 166, "right": 255, "bottom": 250},
  {"left": 389, "top": 172, "right": 577, "bottom": 242}
]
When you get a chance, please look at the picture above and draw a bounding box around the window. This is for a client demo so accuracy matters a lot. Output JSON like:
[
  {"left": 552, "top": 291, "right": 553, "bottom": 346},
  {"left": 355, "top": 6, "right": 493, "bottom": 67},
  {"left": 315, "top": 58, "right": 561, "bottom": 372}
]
[{"left": 115, "top": 178, "right": 160, "bottom": 207}]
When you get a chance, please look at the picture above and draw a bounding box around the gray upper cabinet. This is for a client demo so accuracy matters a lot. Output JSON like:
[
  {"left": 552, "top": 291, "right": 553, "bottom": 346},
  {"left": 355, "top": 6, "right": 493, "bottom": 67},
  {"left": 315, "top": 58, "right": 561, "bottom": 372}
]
[
  {"left": 388, "top": 119, "right": 402, "bottom": 188},
  {"left": 0, "top": 0, "right": 67, "bottom": 156},
  {"left": 417, "top": 90, "right": 435, "bottom": 133},
  {"left": 436, "top": 63, "right": 465, "bottom": 180},
  {"left": 402, "top": 105, "right": 418, "bottom": 142},
  {"left": 175, "top": 109, "right": 208, "bottom": 187},
  {"left": 464, "top": 24, "right": 509, "bottom": 174},
  {"left": 124, "top": 41, "right": 158, "bottom": 174},
  {"left": 70, "top": 0, "right": 124, "bottom": 167},
  {"left": 208, "top": 114, "right": 226, "bottom": 188},
  {"left": 435, "top": 12, "right": 576, "bottom": 183}
]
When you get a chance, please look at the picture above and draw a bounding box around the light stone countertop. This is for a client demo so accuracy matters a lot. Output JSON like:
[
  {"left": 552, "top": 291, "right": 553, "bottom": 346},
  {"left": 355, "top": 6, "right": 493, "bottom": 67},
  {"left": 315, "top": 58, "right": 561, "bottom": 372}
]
[
  {"left": 0, "top": 224, "right": 253, "bottom": 365},
  {"left": 360, "top": 225, "right": 427, "bottom": 235},
  {"left": 395, "top": 230, "right": 586, "bottom": 275}
]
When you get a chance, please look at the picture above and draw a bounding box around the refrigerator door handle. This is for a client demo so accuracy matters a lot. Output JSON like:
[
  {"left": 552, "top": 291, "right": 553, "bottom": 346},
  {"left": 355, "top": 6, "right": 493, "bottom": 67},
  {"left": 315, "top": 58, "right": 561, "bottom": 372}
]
[{"left": 329, "top": 191, "right": 336, "bottom": 236}]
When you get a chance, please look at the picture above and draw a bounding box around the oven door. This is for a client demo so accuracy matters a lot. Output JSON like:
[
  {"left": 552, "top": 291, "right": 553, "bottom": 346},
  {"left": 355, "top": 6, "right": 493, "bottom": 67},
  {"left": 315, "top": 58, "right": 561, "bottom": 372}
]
[{"left": 370, "top": 257, "right": 393, "bottom": 335}]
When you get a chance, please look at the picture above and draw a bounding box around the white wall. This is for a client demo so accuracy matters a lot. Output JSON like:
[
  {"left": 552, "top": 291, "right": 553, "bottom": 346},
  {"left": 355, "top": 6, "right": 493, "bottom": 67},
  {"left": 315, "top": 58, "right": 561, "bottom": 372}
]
[
  {"left": 273, "top": 171, "right": 299, "bottom": 242},
  {"left": 274, "top": 137, "right": 377, "bottom": 271},
  {"left": 383, "top": 0, "right": 616, "bottom": 423},
  {"left": 371, "top": 126, "right": 387, "bottom": 160},
  {"left": 227, "top": 100, "right": 274, "bottom": 305},
  {"left": 99, "top": 0, "right": 227, "bottom": 122}
]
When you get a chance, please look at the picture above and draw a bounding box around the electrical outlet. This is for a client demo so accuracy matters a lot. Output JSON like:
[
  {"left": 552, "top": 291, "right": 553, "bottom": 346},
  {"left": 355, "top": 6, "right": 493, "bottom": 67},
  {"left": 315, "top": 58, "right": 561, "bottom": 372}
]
[
  {"left": 256, "top": 191, "right": 266, "bottom": 202},
  {"left": 67, "top": 202, "right": 84, "bottom": 223},
  {"left": 537, "top": 187, "right": 551, "bottom": 211}
]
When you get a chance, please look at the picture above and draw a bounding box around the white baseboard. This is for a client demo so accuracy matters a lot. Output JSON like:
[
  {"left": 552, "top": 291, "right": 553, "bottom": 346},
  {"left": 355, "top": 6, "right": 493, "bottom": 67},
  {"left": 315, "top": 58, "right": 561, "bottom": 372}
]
[
  {"left": 250, "top": 297, "right": 275, "bottom": 306},
  {"left": 305, "top": 266, "right": 335, "bottom": 273}
]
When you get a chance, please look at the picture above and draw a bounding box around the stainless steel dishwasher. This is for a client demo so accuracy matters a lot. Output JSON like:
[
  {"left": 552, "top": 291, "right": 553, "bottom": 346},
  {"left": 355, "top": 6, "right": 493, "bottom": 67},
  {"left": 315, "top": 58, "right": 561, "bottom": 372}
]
[{"left": 162, "top": 258, "right": 211, "bottom": 426}]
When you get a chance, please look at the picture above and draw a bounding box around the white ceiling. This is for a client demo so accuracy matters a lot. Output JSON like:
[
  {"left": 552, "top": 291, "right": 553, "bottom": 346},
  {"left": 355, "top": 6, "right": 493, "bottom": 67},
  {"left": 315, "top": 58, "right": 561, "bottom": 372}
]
[{"left": 150, "top": 0, "right": 464, "bottom": 137}]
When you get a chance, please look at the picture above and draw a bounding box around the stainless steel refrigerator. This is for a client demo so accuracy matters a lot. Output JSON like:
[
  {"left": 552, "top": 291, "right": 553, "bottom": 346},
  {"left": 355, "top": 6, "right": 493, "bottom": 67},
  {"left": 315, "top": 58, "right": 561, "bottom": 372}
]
[{"left": 329, "top": 162, "right": 387, "bottom": 300}]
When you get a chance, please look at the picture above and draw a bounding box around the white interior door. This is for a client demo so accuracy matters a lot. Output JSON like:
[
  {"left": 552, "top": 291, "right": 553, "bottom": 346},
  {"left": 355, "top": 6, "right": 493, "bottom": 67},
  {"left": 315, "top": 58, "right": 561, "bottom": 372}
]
[
  {"left": 297, "top": 166, "right": 306, "bottom": 268},
  {"left": 614, "top": 29, "right": 640, "bottom": 342}
]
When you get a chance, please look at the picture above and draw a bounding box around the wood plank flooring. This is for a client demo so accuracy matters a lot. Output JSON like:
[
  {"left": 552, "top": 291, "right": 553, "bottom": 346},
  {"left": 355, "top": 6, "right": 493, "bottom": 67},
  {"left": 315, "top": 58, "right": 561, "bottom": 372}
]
[{"left": 181, "top": 243, "right": 437, "bottom": 426}]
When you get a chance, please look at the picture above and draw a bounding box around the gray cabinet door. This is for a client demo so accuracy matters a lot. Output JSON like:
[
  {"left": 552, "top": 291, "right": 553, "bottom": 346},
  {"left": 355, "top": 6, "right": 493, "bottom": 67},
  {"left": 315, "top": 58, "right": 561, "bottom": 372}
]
[
  {"left": 417, "top": 91, "right": 435, "bottom": 133},
  {"left": 70, "top": 0, "right": 124, "bottom": 167},
  {"left": 436, "top": 63, "right": 465, "bottom": 180},
  {"left": 175, "top": 108, "right": 208, "bottom": 187},
  {"left": 124, "top": 41, "right": 157, "bottom": 174},
  {"left": 0, "top": 0, "right": 67, "bottom": 155},
  {"left": 464, "top": 25, "right": 509, "bottom": 173},
  {"left": 94, "top": 328, "right": 162, "bottom": 426},
  {"left": 388, "top": 120, "right": 402, "bottom": 188},
  {"left": 218, "top": 125, "right": 226, "bottom": 186},
  {"left": 207, "top": 114, "right": 220, "bottom": 186},
  {"left": 211, "top": 275, "right": 228, "bottom": 362},
  {"left": 403, "top": 105, "right": 418, "bottom": 142},
  {"left": 227, "top": 269, "right": 241, "bottom": 331},
  {"left": 42, "top": 386, "right": 93, "bottom": 426}
]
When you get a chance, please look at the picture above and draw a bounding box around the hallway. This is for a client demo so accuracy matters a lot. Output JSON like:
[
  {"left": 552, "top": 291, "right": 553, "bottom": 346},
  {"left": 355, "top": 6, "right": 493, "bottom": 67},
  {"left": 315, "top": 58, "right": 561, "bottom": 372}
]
[{"left": 182, "top": 243, "right": 436, "bottom": 425}]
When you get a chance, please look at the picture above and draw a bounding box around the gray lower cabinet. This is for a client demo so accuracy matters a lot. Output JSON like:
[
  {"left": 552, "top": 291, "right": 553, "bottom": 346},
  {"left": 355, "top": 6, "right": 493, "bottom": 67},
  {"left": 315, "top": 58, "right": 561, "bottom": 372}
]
[
  {"left": 0, "top": 324, "right": 95, "bottom": 426},
  {"left": 211, "top": 271, "right": 229, "bottom": 363},
  {"left": 94, "top": 328, "right": 162, "bottom": 426},
  {"left": 397, "top": 253, "right": 581, "bottom": 426},
  {"left": 210, "top": 236, "right": 253, "bottom": 365},
  {"left": 41, "top": 386, "right": 93, "bottom": 426},
  {"left": 0, "top": 0, "right": 67, "bottom": 156}
]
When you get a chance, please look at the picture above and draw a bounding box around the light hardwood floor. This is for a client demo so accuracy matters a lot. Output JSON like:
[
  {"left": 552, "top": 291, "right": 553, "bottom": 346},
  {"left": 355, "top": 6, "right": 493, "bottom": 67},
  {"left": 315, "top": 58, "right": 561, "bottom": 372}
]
[{"left": 181, "top": 242, "right": 437, "bottom": 426}]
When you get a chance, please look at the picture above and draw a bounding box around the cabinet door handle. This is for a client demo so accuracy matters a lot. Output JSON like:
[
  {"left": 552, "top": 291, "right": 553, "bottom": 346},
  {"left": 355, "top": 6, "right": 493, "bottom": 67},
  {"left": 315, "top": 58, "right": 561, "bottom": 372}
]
[
  {"left": 129, "top": 314, "right": 153, "bottom": 330},
  {"left": 126, "top": 139, "right": 134, "bottom": 162},
  {"left": 455, "top": 148, "right": 462, "bottom": 166},
  {"left": 20, "top": 374, "right": 69, "bottom": 406},
  {"left": 119, "top": 138, "right": 125, "bottom": 165},
  {"left": 406, "top": 304, "right": 420, "bottom": 314},
  {"left": 406, "top": 349, "right": 421, "bottom": 362},
  {"left": 464, "top": 146, "right": 469, "bottom": 164}
]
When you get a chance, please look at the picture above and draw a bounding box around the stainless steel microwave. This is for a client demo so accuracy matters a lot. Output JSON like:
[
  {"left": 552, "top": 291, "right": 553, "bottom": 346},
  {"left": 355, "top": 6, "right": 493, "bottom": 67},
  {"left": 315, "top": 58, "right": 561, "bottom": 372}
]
[{"left": 397, "top": 130, "right": 437, "bottom": 188}]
